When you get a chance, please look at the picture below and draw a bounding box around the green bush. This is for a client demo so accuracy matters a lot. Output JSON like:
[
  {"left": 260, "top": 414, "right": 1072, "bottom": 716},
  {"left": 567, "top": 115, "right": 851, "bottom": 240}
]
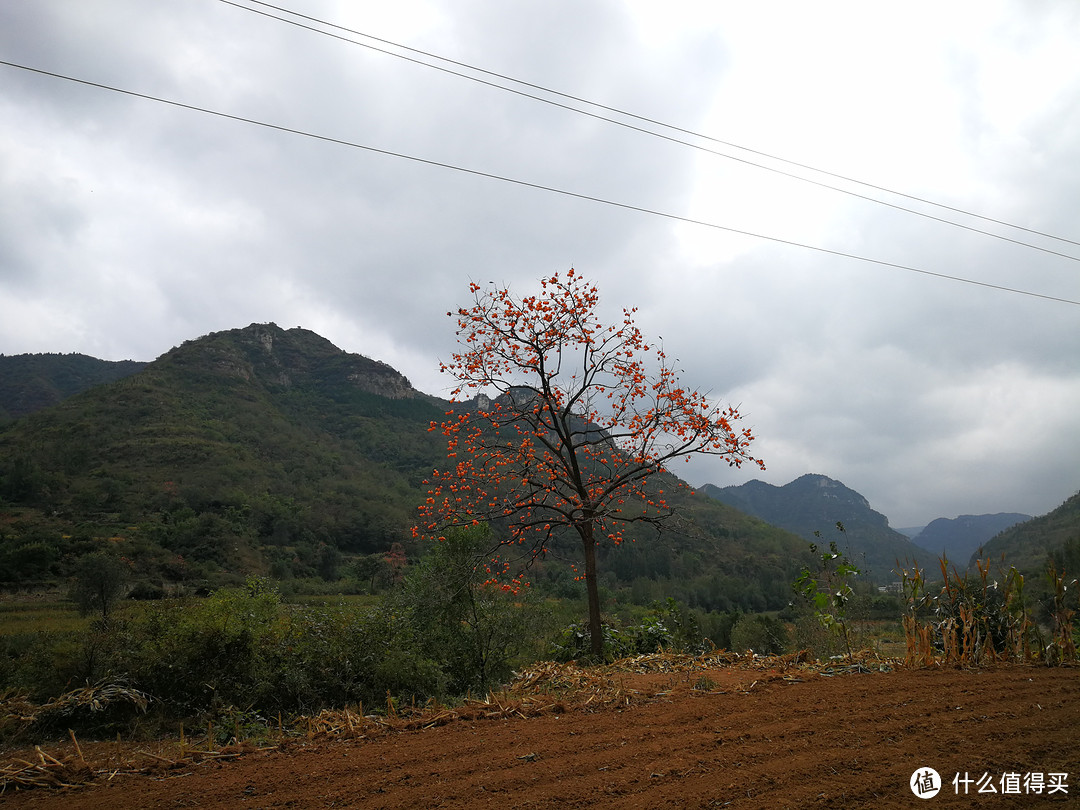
[
  {"left": 550, "top": 622, "right": 635, "bottom": 663},
  {"left": 729, "top": 614, "right": 789, "bottom": 655},
  {"left": 393, "top": 525, "right": 549, "bottom": 694},
  {"left": 696, "top": 609, "right": 738, "bottom": 650},
  {"left": 102, "top": 582, "right": 283, "bottom": 714},
  {"left": 549, "top": 598, "right": 707, "bottom": 662},
  {"left": 1, "top": 542, "right": 560, "bottom": 736},
  {"left": 0, "top": 630, "right": 84, "bottom": 701}
]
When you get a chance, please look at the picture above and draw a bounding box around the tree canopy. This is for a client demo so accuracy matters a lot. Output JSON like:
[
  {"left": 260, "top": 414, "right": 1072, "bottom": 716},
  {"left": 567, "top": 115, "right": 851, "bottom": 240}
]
[{"left": 416, "top": 270, "right": 764, "bottom": 657}]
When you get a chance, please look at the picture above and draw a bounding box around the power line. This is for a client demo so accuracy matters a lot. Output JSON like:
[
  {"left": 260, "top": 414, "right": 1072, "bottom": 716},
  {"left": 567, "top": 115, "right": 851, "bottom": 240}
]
[
  {"left": 224, "top": 0, "right": 1080, "bottom": 263},
  {"left": 2, "top": 58, "right": 1077, "bottom": 308}
]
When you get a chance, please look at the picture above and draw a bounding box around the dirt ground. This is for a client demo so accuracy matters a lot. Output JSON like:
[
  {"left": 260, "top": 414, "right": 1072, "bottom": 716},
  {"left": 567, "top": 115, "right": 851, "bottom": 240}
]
[{"left": 2, "top": 663, "right": 1078, "bottom": 809}]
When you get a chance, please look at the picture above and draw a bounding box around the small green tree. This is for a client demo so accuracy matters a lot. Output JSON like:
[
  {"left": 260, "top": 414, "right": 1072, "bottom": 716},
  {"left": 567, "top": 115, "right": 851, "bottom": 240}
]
[
  {"left": 315, "top": 542, "right": 341, "bottom": 581},
  {"left": 69, "top": 552, "right": 128, "bottom": 622},
  {"left": 730, "top": 613, "right": 789, "bottom": 655},
  {"left": 352, "top": 553, "right": 391, "bottom": 593},
  {"left": 398, "top": 524, "right": 543, "bottom": 694},
  {"left": 793, "top": 523, "right": 860, "bottom": 660}
]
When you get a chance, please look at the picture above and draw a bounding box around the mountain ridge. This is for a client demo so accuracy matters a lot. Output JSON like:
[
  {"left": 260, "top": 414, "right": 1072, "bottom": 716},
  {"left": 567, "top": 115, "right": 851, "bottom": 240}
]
[
  {"left": 2, "top": 325, "right": 1074, "bottom": 586},
  {"left": 699, "top": 474, "right": 929, "bottom": 581},
  {"left": 977, "top": 493, "right": 1080, "bottom": 572},
  {"left": 0, "top": 323, "right": 811, "bottom": 614},
  {"left": 0, "top": 352, "right": 147, "bottom": 422},
  {"left": 911, "top": 512, "right": 1032, "bottom": 562}
]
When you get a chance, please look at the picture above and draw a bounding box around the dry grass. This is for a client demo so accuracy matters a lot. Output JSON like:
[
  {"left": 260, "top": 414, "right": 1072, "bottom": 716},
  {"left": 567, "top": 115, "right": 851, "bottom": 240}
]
[
  {"left": 2, "top": 648, "right": 898, "bottom": 795},
  {"left": 0, "top": 680, "right": 150, "bottom": 743}
]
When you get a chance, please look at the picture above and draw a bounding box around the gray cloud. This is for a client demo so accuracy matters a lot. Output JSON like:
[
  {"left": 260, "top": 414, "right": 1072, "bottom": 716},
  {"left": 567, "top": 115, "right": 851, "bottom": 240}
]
[{"left": 1, "top": 0, "right": 1077, "bottom": 528}]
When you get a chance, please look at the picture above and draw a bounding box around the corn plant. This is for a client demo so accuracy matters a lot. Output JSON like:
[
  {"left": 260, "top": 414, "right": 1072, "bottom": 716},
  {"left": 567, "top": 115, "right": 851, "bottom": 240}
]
[
  {"left": 896, "top": 560, "right": 934, "bottom": 667},
  {"left": 896, "top": 552, "right": 1077, "bottom": 668},
  {"left": 1044, "top": 562, "right": 1077, "bottom": 664}
]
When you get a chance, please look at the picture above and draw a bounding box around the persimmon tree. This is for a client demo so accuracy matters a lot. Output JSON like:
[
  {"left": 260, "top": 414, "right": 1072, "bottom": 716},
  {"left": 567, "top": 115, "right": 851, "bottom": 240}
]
[{"left": 415, "top": 270, "right": 763, "bottom": 658}]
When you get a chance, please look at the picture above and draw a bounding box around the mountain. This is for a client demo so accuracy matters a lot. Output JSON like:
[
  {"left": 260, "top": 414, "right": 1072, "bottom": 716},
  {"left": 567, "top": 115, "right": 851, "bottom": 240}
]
[
  {"left": 911, "top": 513, "right": 1031, "bottom": 562},
  {"left": 0, "top": 324, "right": 447, "bottom": 582},
  {"left": 0, "top": 353, "right": 146, "bottom": 422},
  {"left": 0, "top": 323, "right": 810, "bottom": 612},
  {"left": 976, "top": 492, "right": 1080, "bottom": 573},
  {"left": 895, "top": 527, "right": 925, "bottom": 540},
  {"left": 699, "top": 474, "right": 927, "bottom": 581}
]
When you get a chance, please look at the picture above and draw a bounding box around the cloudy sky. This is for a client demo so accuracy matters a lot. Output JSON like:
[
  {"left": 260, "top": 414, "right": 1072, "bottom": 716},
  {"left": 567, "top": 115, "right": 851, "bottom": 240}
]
[{"left": 2, "top": 0, "right": 1078, "bottom": 528}]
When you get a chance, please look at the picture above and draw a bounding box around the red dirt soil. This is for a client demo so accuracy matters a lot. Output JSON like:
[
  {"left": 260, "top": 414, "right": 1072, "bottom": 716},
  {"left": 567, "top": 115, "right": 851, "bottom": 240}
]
[{"left": 2, "top": 664, "right": 1078, "bottom": 809}]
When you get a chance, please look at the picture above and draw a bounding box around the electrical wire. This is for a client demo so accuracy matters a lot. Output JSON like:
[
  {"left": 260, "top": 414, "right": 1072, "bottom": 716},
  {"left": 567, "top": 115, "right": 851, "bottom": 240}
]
[
  {"left": 224, "top": 0, "right": 1080, "bottom": 262},
  {"left": 1, "top": 58, "right": 1077, "bottom": 308}
]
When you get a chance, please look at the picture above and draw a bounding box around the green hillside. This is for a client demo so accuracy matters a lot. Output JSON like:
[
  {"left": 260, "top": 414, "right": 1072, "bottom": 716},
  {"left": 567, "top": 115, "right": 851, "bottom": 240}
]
[
  {"left": 0, "top": 353, "right": 146, "bottom": 422},
  {"left": 0, "top": 325, "right": 444, "bottom": 585},
  {"left": 0, "top": 323, "right": 810, "bottom": 612},
  {"left": 978, "top": 491, "right": 1080, "bottom": 573}
]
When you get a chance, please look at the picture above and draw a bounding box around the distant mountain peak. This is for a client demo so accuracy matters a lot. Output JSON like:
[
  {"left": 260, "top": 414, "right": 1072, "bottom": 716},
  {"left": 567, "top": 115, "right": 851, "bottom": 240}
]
[
  {"left": 911, "top": 512, "right": 1033, "bottom": 562},
  {"left": 166, "top": 323, "right": 418, "bottom": 400},
  {"left": 787, "top": 474, "right": 871, "bottom": 505},
  {"left": 796, "top": 473, "right": 837, "bottom": 485},
  {"left": 699, "top": 474, "right": 923, "bottom": 580}
]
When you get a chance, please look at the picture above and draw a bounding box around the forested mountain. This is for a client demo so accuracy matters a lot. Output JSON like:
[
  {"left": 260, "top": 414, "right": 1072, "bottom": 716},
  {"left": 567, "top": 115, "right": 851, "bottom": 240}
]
[
  {"left": 699, "top": 474, "right": 927, "bottom": 581},
  {"left": 977, "top": 492, "right": 1080, "bottom": 572},
  {"left": 911, "top": 513, "right": 1031, "bottom": 562},
  {"left": 0, "top": 323, "right": 810, "bottom": 613},
  {"left": 0, "top": 353, "right": 146, "bottom": 422},
  {"left": 0, "top": 324, "right": 446, "bottom": 580}
]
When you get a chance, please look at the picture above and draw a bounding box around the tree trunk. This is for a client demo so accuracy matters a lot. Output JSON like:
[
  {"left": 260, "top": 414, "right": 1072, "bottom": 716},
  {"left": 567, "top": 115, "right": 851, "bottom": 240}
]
[{"left": 579, "top": 521, "right": 604, "bottom": 660}]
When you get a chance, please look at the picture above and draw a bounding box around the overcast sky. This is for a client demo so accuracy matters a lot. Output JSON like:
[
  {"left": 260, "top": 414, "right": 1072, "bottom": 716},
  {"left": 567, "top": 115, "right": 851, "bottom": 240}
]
[{"left": 2, "top": 0, "right": 1078, "bottom": 528}]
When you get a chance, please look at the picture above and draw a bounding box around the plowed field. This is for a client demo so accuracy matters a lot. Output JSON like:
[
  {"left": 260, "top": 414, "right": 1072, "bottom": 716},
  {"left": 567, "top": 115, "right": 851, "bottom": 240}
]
[{"left": 3, "top": 664, "right": 1078, "bottom": 809}]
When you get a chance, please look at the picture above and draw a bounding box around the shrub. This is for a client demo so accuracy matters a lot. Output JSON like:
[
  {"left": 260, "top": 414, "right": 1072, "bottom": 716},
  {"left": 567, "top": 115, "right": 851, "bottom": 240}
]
[
  {"left": 792, "top": 526, "right": 860, "bottom": 660},
  {"left": 729, "top": 614, "right": 789, "bottom": 655},
  {"left": 394, "top": 525, "right": 549, "bottom": 694},
  {"left": 550, "top": 598, "right": 707, "bottom": 662}
]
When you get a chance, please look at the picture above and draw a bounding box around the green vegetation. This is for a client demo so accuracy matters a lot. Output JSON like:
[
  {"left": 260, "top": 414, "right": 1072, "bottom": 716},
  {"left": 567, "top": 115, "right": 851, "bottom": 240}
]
[
  {"left": 979, "top": 491, "right": 1080, "bottom": 572},
  {"left": 0, "top": 544, "right": 739, "bottom": 743},
  {"left": 0, "top": 599, "right": 85, "bottom": 637},
  {"left": 0, "top": 352, "right": 145, "bottom": 423},
  {"left": 1, "top": 571, "right": 541, "bottom": 736},
  {"left": 2, "top": 323, "right": 1077, "bottom": 743},
  {"left": 729, "top": 613, "right": 790, "bottom": 655},
  {"left": 550, "top": 598, "right": 712, "bottom": 663},
  {"left": 792, "top": 523, "right": 861, "bottom": 660},
  {"left": 390, "top": 525, "right": 549, "bottom": 694},
  {"left": 897, "top": 553, "right": 1079, "bottom": 667}
]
